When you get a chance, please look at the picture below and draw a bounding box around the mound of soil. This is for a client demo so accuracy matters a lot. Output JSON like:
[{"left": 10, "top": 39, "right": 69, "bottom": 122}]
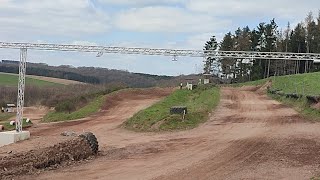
[{"left": 0, "top": 136, "right": 95, "bottom": 179}]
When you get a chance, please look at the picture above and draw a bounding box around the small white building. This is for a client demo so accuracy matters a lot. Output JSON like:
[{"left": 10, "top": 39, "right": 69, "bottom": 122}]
[
  {"left": 5, "top": 104, "right": 16, "bottom": 113},
  {"left": 203, "top": 74, "right": 211, "bottom": 85}
]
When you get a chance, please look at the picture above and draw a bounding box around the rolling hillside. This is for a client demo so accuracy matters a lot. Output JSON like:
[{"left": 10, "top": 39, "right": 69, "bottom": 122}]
[{"left": 0, "top": 61, "right": 202, "bottom": 87}]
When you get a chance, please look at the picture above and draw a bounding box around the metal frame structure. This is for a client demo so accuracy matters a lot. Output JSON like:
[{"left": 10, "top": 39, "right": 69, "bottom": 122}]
[
  {"left": 1, "top": 41, "right": 320, "bottom": 132},
  {"left": 16, "top": 48, "right": 27, "bottom": 132},
  {"left": 1, "top": 42, "right": 320, "bottom": 60}
]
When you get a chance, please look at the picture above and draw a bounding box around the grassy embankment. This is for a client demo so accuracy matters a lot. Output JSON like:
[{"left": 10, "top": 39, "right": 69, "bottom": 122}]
[
  {"left": 42, "top": 87, "right": 123, "bottom": 122},
  {"left": 125, "top": 85, "right": 220, "bottom": 132},
  {"left": 43, "top": 95, "right": 106, "bottom": 122},
  {"left": 0, "top": 73, "right": 60, "bottom": 87},
  {"left": 0, "top": 73, "right": 124, "bottom": 123},
  {"left": 236, "top": 72, "right": 320, "bottom": 121}
]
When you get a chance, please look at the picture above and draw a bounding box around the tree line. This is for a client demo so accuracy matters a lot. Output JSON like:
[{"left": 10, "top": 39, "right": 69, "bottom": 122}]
[{"left": 204, "top": 11, "right": 320, "bottom": 83}]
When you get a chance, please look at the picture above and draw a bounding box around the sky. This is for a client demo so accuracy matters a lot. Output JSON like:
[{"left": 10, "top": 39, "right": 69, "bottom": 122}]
[{"left": 0, "top": 0, "right": 319, "bottom": 76}]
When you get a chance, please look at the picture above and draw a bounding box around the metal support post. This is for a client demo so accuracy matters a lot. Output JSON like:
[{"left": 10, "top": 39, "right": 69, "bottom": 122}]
[{"left": 15, "top": 48, "right": 27, "bottom": 132}]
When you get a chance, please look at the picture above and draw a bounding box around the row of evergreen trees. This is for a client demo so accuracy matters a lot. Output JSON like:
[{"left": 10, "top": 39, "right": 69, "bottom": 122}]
[{"left": 204, "top": 11, "right": 320, "bottom": 83}]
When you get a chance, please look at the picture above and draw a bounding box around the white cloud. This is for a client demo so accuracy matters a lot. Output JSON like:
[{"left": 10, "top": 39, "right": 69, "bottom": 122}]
[
  {"left": 114, "top": 6, "right": 231, "bottom": 33},
  {"left": 97, "top": 0, "right": 183, "bottom": 6},
  {"left": 186, "top": 0, "right": 320, "bottom": 21},
  {"left": 1, "top": 0, "right": 319, "bottom": 76},
  {"left": 184, "top": 33, "right": 224, "bottom": 49},
  {"left": 0, "top": 0, "right": 110, "bottom": 36}
]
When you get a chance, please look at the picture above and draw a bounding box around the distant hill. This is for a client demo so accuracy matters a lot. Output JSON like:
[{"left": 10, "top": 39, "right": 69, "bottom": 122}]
[{"left": 0, "top": 60, "right": 205, "bottom": 88}]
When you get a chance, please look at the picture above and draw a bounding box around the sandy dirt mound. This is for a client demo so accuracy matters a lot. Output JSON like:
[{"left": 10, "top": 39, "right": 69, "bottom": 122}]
[{"left": 102, "top": 88, "right": 173, "bottom": 110}]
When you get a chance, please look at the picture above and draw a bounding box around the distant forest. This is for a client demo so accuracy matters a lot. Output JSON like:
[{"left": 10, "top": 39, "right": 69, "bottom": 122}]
[
  {"left": 204, "top": 11, "right": 320, "bottom": 83},
  {"left": 0, "top": 61, "right": 200, "bottom": 88}
]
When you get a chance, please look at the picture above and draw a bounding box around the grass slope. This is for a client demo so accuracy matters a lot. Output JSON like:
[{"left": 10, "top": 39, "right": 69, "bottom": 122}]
[
  {"left": 43, "top": 95, "right": 105, "bottom": 122},
  {"left": 271, "top": 72, "right": 320, "bottom": 95},
  {"left": 125, "top": 85, "right": 220, "bottom": 132},
  {"left": 235, "top": 72, "right": 320, "bottom": 95},
  {"left": 0, "top": 73, "right": 60, "bottom": 87}
]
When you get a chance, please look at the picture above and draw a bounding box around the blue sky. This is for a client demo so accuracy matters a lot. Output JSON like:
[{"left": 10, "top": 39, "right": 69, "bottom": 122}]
[{"left": 0, "top": 0, "right": 320, "bottom": 75}]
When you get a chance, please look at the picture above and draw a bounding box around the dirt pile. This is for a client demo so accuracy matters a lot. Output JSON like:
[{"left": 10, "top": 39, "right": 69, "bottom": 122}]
[
  {"left": 102, "top": 88, "right": 173, "bottom": 110},
  {"left": 0, "top": 133, "right": 98, "bottom": 180}
]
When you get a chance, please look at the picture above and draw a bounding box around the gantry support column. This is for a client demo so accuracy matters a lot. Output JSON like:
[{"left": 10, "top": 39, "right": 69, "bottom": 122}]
[{"left": 15, "top": 48, "right": 27, "bottom": 132}]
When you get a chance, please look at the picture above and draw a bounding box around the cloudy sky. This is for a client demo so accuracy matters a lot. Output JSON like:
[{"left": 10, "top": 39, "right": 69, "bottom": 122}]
[{"left": 0, "top": 0, "right": 319, "bottom": 75}]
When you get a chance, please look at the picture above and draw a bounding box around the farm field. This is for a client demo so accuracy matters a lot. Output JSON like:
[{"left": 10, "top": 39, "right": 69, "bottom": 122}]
[{"left": 0, "top": 72, "right": 61, "bottom": 86}]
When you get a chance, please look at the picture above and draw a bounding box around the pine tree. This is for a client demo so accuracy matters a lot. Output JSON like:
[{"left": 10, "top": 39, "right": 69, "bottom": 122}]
[
  {"left": 220, "top": 32, "right": 235, "bottom": 81},
  {"left": 203, "top": 36, "right": 218, "bottom": 75}
]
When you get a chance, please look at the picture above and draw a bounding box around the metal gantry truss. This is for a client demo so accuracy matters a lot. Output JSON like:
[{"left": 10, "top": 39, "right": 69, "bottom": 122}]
[
  {"left": 2, "top": 42, "right": 320, "bottom": 60},
  {"left": 1, "top": 41, "right": 320, "bottom": 132}
]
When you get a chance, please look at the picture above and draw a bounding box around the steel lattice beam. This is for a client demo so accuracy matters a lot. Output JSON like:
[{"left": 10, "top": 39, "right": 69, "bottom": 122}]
[
  {"left": 1, "top": 42, "right": 320, "bottom": 61},
  {"left": 16, "top": 48, "right": 27, "bottom": 132}
]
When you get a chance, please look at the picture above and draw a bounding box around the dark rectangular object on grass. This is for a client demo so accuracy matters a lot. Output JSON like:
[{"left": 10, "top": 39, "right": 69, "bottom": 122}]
[
  {"left": 306, "top": 95, "right": 320, "bottom": 104},
  {"left": 170, "top": 106, "right": 187, "bottom": 115}
]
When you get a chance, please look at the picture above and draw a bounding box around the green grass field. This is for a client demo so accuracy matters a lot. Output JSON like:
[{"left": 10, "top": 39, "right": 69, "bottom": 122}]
[
  {"left": 125, "top": 85, "right": 220, "bottom": 132},
  {"left": 0, "top": 73, "right": 60, "bottom": 87}
]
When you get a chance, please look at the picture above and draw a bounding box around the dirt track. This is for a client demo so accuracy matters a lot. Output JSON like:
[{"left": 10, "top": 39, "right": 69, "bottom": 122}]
[{"left": 2, "top": 87, "right": 320, "bottom": 179}]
